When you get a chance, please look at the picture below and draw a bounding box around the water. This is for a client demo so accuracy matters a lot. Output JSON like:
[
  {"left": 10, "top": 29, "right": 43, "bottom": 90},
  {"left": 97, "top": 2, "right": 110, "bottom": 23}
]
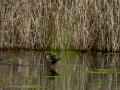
[{"left": 0, "top": 51, "right": 120, "bottom": 90}]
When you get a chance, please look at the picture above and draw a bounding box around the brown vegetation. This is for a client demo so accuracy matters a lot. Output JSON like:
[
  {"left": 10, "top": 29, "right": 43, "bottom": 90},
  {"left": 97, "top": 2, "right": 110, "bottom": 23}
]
[{"left": 0, "top": 0, "right": 120, "bottom": 51}]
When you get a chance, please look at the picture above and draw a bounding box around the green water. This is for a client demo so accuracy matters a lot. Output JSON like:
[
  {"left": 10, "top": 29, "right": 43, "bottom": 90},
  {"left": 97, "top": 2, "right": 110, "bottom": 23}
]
[{"left": 0, "top": 51, "right": 120, "bottom": 90}]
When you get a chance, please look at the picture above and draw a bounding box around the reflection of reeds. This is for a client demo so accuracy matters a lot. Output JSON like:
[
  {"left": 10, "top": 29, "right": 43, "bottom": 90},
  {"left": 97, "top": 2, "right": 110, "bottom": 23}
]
[
  {"left": 0, "top": 51, "right": 120, "bottom": 89},
  {"left": 0, "top": 0, "right": 120, "bottom": 51}
]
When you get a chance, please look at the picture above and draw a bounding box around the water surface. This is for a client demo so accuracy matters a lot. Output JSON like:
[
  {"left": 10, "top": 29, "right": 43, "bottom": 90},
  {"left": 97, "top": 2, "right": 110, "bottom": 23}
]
[{"left": 0, "top": 51, "right": 120, "bottom": 90}]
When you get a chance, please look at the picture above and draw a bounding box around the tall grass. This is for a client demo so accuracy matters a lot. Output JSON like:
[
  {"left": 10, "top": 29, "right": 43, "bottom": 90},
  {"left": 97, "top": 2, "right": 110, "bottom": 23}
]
[{"left": 0, "top": 0, "right": 120, "bottom": 51}]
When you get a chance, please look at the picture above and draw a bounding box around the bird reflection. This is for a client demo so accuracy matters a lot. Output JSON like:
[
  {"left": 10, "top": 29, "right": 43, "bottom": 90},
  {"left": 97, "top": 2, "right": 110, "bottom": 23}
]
[
  {"left": 38, "top": 64, "right": 44, "bottom": 69},
  {"left": 47, "top": 68, "right": 59, "bottom": 80}
]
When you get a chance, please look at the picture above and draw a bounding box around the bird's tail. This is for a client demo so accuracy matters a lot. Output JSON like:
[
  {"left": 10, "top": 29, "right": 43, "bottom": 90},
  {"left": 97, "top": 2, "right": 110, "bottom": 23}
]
[{"left": 56, "top": 58, "right": 61, "bottom": 61}]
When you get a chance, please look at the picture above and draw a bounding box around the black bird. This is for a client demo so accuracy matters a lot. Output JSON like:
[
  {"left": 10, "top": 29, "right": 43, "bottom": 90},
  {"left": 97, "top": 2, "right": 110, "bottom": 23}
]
[{"left": 46, "top": 54, "right": 61, "bottom": 65}]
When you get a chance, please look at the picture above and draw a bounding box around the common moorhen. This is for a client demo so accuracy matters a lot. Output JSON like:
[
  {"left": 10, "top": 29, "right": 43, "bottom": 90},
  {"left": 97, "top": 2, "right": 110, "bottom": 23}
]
[{"left": 46, "top": 54, "right": 61, "bottom": 65}]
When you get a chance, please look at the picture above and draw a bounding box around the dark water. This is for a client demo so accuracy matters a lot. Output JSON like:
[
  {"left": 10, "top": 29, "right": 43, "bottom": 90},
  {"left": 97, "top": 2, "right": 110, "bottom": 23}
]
[{"left": 0, "top": 51, "right": 120, "bottom": 90}]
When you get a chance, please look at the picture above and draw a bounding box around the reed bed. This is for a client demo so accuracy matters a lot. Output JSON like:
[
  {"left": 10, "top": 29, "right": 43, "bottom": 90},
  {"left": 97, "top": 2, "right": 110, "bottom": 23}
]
[{"left": 0, "top": 0, "right": 120, "bottom": 51}]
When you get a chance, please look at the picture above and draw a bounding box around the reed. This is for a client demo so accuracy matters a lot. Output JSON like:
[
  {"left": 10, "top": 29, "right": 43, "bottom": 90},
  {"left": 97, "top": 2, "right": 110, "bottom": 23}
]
[{"left": 0, "top": 0, "right": 120, "bottom": 51}]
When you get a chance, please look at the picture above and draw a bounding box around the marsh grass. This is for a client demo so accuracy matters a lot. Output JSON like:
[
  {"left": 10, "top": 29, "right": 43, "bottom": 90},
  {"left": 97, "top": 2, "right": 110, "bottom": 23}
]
[{"left": 0, "top": 0, "right": 120, "bottom": 51}]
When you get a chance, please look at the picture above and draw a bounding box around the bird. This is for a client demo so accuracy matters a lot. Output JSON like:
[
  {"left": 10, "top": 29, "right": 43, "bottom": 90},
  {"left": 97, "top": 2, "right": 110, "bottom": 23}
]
[{"left": 46, "top": 54, "right": 61, "bottom": 65}]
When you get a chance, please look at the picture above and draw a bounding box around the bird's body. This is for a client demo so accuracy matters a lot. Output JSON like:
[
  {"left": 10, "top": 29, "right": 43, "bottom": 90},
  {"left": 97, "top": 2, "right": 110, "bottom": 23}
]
[{"left": 46, "top": 54, "right": 61, "bottom": 65}]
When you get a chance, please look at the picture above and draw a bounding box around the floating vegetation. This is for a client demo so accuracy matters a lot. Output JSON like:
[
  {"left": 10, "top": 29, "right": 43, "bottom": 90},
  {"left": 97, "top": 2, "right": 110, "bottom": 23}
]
[
  {"left": 97, "top": 52, "right": 102, "bottom": 54},
  {"left": 20, "top": 50, "right": 36, "bottom": 54},
  {"left": 106, "top": 53, "right": 120, "bottom": 54},
  {"left": 8, "top": 58, "right": 17, "bottom": 61},
  {"left": 95, "top": 79, "right": 116, "bottom": 82},
  {"left": 22, "top": 59, "right": 28, "bottom": 62},
  {"left": 28, "top": 51, "right": 35, "bottom": 54},
  {"left": 29, "top": 71, "right": 38, "bottom": 74},
  {"left": 67, "top": 51, "right": 76, "bottom": 53},
  {"left": 88, "top": 83, "right": 93, "bottom": 85},
  {"left": 44, "top": 51, "right": 53, "bottom": 53},
  {"left": 68, "top": 84, "right": 77, "bottom": 86},
  {"left": 29, "top": 51, "right": 34, "bottom": 53},
  {"left": 0, "top": 56, "right": 3, "bottom": 57},
  {"left": 0, "top": 79, "right": 11, "bottom": 81},
  {"left": 95, "top": 69, "right": 115, "bottom": 72},
  {"left": 78, "top": 68, "right": 120, "bottom": 74},
  {"left": 82, "top": 82, "right": 85, "bottom": 83},
  {"left": 105, "top": 63, "right": 114, "bottom": 66},
  {"left": 2, "top": 75, "right": 8, "bottom": 77},
  {"left": 22, "top": 86, "right": 47, "bottom": 88},
  {"left": 117, "top": 72, "right": 120, "bottom": 74},
  {"left": 87, "top": 81, "right": 120, "bottom": 86},
  {"left": 103, "top": 53, "right": 120, "bottom": 55},
  {"left": 78, "top": 70, "right": 107, "bottom": 74},
  {"left": 34, "top": 52, "right": 40, "bottom": 53},
  {"left": 20, "top": 50, "right": 24, "bottom": 52}
]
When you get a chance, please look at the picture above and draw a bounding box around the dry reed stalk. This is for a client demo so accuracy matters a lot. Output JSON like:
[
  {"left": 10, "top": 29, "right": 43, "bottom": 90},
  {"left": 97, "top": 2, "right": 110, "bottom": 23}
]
[{"left": 0, "top": 0, "right": 119, "bottom": 51}]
